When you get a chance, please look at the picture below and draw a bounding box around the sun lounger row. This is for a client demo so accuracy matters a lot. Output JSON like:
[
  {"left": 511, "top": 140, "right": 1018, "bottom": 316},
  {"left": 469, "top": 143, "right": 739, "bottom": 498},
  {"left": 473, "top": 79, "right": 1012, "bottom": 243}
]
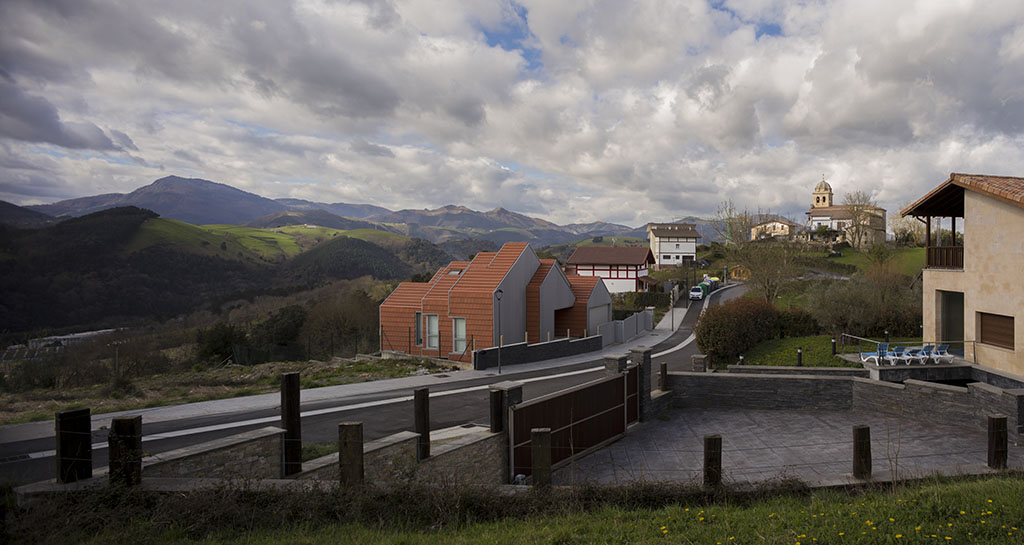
[{"left": 859, "top": 343, "right": 954, "bottom": 365}]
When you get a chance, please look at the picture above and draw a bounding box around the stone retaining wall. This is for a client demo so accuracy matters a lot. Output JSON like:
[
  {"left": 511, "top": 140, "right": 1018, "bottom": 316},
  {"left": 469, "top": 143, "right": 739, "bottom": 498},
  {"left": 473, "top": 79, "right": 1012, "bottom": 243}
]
[
  {"left": 143, "top": 426, "right": 284, "bottom": 479},
  {"left": 668, "top": 372, "right": 853, "bottom": 411},
  {"left": 727, "top": 365, "right": 869, "bottom": 377}
]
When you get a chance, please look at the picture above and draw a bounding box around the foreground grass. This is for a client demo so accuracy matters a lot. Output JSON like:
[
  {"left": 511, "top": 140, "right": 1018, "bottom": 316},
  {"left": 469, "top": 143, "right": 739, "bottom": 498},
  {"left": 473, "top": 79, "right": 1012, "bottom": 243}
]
[
  {"left": 742, "top": 335, "right": 924, "bottom": 367},
  {"left": 0, "top": 357, "right": 458, "bottom": 425},
  {"left": 10, "top": 475, "right": 1022, "bottom": 544}
]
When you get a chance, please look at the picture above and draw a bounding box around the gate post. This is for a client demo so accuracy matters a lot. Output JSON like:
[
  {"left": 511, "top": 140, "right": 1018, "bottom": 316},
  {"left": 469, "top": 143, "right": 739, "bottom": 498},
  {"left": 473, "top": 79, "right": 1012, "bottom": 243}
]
[
  {"left": 531, "top": 428, "right": 552, "bottom": 487},
  {"left": 853, "top": 425, "right": 872, "bottom": 479},
  {"left": 490, "top": 381, "right": 523, "bottom": 484},
  {"left": 603, "top": 355, "right": 627, "bottom": 376},
  {"left": 338, "top": 422, "right": 364, "bottom": 486},
  {"left": 988, "top": 415, "right": 1008, "bottom": 470},
  {"left": 414, "top": 387, "right": 430, "bottom": 460},
  {"left": 108, "top": 416, "right": 142, "bottom": 487},
  {"left": 630, "top": 347, "right": 652, "bottom": 421},
  {"left": 56, "top": 408, "right": 92, "bottom": 483},
  {"left": 703, "top": 434, "right": 722, "bottom": 487},
  {"left": 281, "top": 372, "right": 302, "bottom": 476}
]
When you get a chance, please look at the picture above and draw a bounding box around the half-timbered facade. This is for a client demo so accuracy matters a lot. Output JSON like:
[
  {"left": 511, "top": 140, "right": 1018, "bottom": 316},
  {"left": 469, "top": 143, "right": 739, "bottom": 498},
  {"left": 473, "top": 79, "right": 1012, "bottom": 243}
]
[{"left": 565, "top": 246, "right": 657, "bottom": 293}]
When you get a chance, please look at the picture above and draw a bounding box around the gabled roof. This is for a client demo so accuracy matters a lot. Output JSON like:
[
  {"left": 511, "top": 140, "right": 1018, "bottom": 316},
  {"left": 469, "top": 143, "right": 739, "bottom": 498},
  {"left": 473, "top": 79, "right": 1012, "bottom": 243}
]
[
  {"left": 449, "top": 242, "right": 530, "bottom": 295},
  {"left": 527, "top": 259, "right": 556, "bottom": 289},
  {"left": 565, "top": 275, "right": 601, "bottom": 298},
  {"left": 752, "top": 217, "right": 800, "bottom": 228},
  {"left": 566, "top": 246, "right": 655, "bottom": 266},
  {"left": 381, "top": 282, "right": 431, "bottom": 308},
  {"left": 901, "top": 173, "right": 1024, "bottom": 217},
  {"left": 647, "top": 223, "right": 701, "bottom": 238},
  {"left": 423, "top": 261, "right": 470, "bottom": 300},
  {"left": 806, "top": 206, "right": 854, "bottom": 220}
]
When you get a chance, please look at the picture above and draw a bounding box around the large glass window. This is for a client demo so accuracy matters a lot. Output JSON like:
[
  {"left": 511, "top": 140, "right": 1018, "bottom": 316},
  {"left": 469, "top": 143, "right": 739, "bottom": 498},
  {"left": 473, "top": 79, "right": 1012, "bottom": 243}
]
[
  {"left": 426, "top": 315, "right": 439, "bottom": 349},
  {"left": 414, "top": 312, "right": 422, "bottom": 345},
  {"left": 453, "top": 318, "right": 466, "bottom": 353},
  {"left": 979, "top": 312, "right": 1014, "bottom": 350}
]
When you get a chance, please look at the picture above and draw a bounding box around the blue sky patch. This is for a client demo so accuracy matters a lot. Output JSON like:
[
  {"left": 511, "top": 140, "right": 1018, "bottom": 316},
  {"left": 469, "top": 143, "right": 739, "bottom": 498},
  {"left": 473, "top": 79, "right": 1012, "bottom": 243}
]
[{"left": 479, "top": 2, "right": 542, "bottom": 72}]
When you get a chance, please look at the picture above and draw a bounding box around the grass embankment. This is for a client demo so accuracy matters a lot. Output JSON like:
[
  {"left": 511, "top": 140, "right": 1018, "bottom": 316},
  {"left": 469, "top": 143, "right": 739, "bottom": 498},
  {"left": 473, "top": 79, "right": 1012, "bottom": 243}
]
[
  {"left": 0, "top": 357, "right": 456, "bottom": 425},
  {"left": 742, "top": 335, "right": 924, "bottom": 367},
  {"left": 9, "top": 475, "right": 1023, "bottom": 544}
]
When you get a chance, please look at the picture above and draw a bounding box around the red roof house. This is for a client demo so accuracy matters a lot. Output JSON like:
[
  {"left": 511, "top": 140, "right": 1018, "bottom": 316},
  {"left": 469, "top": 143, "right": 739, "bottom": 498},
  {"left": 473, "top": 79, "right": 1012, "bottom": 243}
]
[
  {"left": 379, "top": 243, "right": 611, "bottom": 362},
  {"left": 565, "top": 246, "right": 657, "bottom": 293}
]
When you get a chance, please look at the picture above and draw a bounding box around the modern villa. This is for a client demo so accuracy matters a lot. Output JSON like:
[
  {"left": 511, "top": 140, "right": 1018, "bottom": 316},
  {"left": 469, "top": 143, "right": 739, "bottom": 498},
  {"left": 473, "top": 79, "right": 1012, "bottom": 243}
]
[{"left": 901, "top": 173, "right": 1024, "bottom": 375}]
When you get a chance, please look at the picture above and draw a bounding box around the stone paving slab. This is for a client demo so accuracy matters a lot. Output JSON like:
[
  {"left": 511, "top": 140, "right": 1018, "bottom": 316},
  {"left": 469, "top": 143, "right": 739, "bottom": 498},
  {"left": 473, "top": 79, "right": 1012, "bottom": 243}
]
[{"left": 553, "top": 408, "right": 1023, "bottom": 486}]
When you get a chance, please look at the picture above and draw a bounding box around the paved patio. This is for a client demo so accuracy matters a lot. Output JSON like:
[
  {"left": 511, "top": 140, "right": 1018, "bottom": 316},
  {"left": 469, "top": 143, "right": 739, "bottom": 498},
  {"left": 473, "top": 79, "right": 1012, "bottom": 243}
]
[{"left": 553, "top": 408, "right": 1023, "bottom": 486}]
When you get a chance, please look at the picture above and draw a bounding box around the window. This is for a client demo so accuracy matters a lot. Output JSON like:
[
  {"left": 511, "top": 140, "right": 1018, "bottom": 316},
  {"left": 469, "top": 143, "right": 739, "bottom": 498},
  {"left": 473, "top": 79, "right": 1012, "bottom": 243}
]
[
  {"left": 452, "top": 318, "right": 466, "bottom": 353},
  {"left": 425, "top": 315, "right": 439, "bottom": 349},
  {"left": 675, "top": 243, "right": 680, "bottom": 249},
  {"left": 979, "top": 312, "right": 1014, "bottom": 350},
  {"left": 414, "top": 312, "right": 423, "bottom": 345}
]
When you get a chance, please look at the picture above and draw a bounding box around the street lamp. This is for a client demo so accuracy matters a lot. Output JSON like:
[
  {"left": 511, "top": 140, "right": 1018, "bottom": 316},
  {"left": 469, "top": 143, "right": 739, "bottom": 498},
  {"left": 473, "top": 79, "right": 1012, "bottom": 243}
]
[{"left": 495, "top": 289, "right": 503, "bottom": 374}]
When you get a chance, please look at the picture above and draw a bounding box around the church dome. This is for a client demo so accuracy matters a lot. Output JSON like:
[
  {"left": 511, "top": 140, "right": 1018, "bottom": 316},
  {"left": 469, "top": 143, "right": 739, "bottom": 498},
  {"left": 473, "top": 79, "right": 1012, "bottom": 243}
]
[{"left": 814, "top": 178, "right": 832, "bottom": 193}]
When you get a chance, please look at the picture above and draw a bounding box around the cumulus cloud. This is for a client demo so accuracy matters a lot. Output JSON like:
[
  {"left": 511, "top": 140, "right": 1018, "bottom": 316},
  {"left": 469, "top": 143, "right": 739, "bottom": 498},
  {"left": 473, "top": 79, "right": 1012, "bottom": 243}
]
[{"left": 1, "top": 0, "right": 1024, "bottom": 226}]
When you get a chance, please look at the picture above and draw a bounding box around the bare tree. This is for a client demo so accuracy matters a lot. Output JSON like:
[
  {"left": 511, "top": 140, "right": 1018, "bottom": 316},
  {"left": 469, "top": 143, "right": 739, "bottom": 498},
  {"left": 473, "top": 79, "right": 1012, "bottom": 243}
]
[
  {"left": 888, "top": 202, "right": 925, "bottom": 246},
  {"left": 730, "top": 239, "right": 802, "bottom": 304},
  {"left": 713, "top": 199, "right": 757, "bottom": 245},
  {"left": 842, "top": 190, "right": 878, "bottom": 250}
]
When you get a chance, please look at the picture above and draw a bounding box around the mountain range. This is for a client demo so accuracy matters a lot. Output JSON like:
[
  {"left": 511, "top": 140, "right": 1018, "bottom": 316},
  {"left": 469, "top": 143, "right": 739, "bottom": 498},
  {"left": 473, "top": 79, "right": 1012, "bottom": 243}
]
[{"left": 7, "top": 175, "right": 647, "bottom": 245}]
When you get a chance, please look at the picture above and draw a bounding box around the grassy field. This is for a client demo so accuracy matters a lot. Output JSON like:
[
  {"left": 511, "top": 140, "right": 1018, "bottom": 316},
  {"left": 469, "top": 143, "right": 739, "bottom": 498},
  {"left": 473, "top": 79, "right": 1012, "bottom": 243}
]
[
  {"left": 124, "top": 218, "right": 304, "bottom": 261},
  {"left": 742, "top": 335, "right": 924, "bottom": 367},
  {"left": 830, "top": 246, "right": 926, "bottom": 276},
  {"left": 13, "top": 474, "right": 1023, "bottom": 544}
]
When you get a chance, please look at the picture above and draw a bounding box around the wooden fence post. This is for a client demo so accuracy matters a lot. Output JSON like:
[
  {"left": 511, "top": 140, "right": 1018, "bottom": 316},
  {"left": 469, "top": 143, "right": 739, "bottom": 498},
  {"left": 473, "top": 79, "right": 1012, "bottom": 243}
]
[
  {"left": 415, "top": 387, "right": 430, "bottom": 460},
  {"left": 988, "top": 415, "right": 1008, "bottom": 470},
  {"left": 703, "top": 435, "right": 722, "bottom": 487},
  {"left": 853, "top": 425, "right": 872, "bottom": 479},
  {"left": 281, "top": 372, "right": 302, "bottom": 476},
  {"left": 338, "top": 422, "right": 364, "bottom": 486},
  {"left": 531, "top": 428, "right": 552, "bottom": 487}
]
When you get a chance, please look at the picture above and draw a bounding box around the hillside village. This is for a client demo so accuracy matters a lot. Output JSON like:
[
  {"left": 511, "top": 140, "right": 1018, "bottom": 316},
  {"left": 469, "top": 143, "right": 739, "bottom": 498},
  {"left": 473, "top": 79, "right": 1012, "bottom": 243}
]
[{"left": 4, "top": 1, "right": 1024, "bottom": 542}]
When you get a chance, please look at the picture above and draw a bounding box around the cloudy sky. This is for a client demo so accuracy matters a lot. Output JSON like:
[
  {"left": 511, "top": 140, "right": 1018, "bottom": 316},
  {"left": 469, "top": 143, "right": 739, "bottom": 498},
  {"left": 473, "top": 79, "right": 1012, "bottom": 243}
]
[{"left": 2, "top": 0, "right": 1024, "bottom": 226}]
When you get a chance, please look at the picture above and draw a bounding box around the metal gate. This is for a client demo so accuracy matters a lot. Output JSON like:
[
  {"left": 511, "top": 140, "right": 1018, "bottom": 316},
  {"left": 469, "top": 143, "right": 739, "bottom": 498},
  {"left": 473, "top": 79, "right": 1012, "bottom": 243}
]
[{"left": 509, "top": 365, "right": 639, "bottom": 478}]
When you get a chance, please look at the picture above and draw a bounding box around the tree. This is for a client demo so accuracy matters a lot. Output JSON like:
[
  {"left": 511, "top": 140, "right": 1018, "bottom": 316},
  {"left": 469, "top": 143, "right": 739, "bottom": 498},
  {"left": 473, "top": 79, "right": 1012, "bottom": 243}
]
[
  {"left": 842, "top": 191, "right": 878, "bottom": 250},
  {"left": 888, "top": 203, "right": 925, "bottom": 246},
  {"left": 713, "top": 200, "right": 756, "bottom": 245},
  {"left": 729, "top": 239, "right": 802, "bottom": 304}
]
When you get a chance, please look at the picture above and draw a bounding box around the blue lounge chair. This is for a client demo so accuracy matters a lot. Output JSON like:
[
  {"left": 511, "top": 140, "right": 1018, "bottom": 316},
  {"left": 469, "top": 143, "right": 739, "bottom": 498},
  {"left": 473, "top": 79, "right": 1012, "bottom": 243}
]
[
  {"left": 860, "top": 342, "right": 888, "bottom": 365},
  {"left": 913, "top": 346, "right": 937, "bottom": 364},
  {"left": 884, "top": 346, "right": 908, "bottom": 366},
  {"left": 933, "top": 344, "right": 954, "bottom": 364}
]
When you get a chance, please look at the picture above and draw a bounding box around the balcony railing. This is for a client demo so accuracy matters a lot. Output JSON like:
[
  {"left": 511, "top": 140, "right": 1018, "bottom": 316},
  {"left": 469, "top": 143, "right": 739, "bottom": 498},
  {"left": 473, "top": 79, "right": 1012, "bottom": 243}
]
[{"left": 926, "top": 246, "right": 963, "bottom": 269}]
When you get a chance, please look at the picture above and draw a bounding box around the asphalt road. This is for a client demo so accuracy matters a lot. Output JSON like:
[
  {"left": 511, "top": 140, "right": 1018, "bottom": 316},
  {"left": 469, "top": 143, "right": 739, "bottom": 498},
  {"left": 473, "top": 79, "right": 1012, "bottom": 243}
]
[{"left": 0, "top": 283, "right": 746, "bottom": 486}]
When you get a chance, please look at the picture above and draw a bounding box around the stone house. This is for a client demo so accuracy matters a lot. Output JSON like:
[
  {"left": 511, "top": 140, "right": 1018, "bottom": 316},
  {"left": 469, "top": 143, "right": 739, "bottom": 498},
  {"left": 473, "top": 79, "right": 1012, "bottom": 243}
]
[
  {"left": 901, "top": 173, "right": 1024, "bottom": 375},
  {"left": 750, "top": 218, "right": 801, "bottom": 240},
  {"left": 379, "top": 242, "right": 612, "bottom": 362}
]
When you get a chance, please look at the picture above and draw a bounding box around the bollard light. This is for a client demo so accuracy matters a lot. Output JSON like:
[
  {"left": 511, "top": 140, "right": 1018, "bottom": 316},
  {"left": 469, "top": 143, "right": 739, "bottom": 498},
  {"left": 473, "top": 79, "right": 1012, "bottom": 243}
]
[
  {"left": 797, "top": 347, "right": 803, "bottom": 367},
  {"left": 738, "top": 355, "right": 744, "bottom": 365},
  {"left": 831, "top": 337, "right": 837, "bottom": 356}
]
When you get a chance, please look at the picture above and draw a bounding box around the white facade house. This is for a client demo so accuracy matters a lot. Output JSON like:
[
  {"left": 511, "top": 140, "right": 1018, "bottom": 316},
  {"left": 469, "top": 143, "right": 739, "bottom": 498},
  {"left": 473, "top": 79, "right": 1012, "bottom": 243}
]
[
  {"left": 565, "top": 246, "right": 657, "bottom": 293},
  {"left": 646, "top": 223, "right": 701, "bottom": 268}
]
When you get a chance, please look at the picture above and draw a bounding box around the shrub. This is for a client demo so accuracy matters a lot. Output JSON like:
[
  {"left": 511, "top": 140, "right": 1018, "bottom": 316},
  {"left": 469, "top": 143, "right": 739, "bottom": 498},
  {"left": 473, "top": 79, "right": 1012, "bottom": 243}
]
[
  {"left": 778, "top": 307, "right": 819, "bottom": 338},
  {"left": 695, "top": 298, "right": 779, "bottom": 365},
  {"left": 196, "top": 323, "right": 247, "bottom": 362}
]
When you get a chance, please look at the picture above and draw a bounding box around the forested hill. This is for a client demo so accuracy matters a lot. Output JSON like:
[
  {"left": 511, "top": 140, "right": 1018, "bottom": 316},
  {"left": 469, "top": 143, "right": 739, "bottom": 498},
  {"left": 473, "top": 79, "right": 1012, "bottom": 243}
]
[{"left": 0, "top": 207, "right": 451, "bottom": 333}]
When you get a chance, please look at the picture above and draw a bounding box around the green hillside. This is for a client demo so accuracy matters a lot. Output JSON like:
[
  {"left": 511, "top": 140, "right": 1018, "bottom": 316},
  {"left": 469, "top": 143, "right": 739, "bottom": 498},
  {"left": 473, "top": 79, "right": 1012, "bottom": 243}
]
[
  {"left": 124, "top": 219, "right": 302, "bottom": 262},
  {"left": 542, "top": 236, "right": 647, "bottom": 262}
]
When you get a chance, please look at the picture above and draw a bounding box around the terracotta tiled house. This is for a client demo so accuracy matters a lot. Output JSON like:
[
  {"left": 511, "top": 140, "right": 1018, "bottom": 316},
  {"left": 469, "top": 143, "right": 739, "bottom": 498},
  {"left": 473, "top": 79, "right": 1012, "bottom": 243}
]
[
  {"left": 901, "top": 173, "right": 1024, "bottom": 375},
  {"left": 564, "top": 246, "right": 657, "bottom": 293},
  {"left": 379, "top": 242, "right": 612, "bottom": 363}
]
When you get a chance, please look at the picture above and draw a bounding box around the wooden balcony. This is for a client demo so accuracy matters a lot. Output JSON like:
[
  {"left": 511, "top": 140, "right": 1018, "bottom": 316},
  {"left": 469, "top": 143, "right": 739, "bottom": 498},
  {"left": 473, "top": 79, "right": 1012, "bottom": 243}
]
[{"left": 926, "top": 246, "right": 963, "bottom": 269}]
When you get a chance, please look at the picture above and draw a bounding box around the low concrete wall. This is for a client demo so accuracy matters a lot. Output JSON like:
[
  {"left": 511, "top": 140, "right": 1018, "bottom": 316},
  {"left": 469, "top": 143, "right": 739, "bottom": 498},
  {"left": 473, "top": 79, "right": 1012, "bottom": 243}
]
[
  {"left": 297, "top": 429, "right": 506, "bottom": 486},
  {"left": 297, "top": 431, "right": 419, "bottom": 483},
  {"left": 144, "top": 426, "right": 284, "bottom": 479},
  {"left": 668, "top": 372, "right": 853, "bottom": 411},
  {"left": 419, "top": 430, "right": 506, "bottom": 486},
  {"left": 473, "top": 336, "right": 602, "bottom": 370},
  {"left": 727, "top": 365, "right": 870, "bottom": 378}
]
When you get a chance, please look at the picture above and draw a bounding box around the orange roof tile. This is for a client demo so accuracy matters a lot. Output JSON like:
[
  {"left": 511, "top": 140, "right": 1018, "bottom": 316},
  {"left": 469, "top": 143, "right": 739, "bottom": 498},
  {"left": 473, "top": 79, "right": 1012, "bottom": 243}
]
[
  {"left": 565, "top": 275, "right": 600, "bottom": 298},
  {"left": 903, "top": 173, "right": 1024, "bottom": 216},
  {"left": 381, "top": 282, "right": 431, "bottom": 308},
  {"left": 450, "top": 242, "right": 531, "bottom": 296}
]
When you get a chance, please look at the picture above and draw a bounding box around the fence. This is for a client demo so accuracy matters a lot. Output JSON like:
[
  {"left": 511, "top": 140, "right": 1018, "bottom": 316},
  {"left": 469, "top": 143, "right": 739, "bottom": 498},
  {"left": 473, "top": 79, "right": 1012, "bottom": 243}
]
[
  {"left": 509, "top": 361, "right": 640, "bottom": 478},
  {"left": 597, "top": 308, "right": 654, "bottom": 347}
]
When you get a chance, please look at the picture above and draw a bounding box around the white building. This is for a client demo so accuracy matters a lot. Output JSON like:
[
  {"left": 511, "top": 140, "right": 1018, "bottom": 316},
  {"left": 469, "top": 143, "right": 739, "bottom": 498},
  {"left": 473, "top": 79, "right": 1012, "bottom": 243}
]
[
  {"left": 645, "top": 223, "right": 701, "bottom": 269},
  {"left": 565, "top": 246, "right": 657, "bottom": 293}
]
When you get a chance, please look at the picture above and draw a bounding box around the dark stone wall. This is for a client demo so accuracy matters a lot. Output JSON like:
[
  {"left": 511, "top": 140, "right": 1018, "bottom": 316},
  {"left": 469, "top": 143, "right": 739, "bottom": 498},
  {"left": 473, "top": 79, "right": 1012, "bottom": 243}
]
[
  {"left": 668, "top": 372, "right": 854, "bottom": 411},
  {"left": 726, "top": 366, "right": 869, "bottom": 378},
  {"left": 473, "top": 336, "right": 602, "bottom": 370}
]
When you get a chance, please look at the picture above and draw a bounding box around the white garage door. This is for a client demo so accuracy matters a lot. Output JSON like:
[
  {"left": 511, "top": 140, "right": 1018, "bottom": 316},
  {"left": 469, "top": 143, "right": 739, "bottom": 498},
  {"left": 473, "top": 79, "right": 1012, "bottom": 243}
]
[{"left": 588, "top": 304, "right": 610, "bottom": 334}]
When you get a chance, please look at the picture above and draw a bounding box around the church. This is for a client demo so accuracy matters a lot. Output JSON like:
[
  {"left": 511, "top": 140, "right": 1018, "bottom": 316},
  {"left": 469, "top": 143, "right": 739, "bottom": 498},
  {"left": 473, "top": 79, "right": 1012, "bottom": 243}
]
[{"left": 805, "top": 178, "right": 887, "bottom": 249}]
